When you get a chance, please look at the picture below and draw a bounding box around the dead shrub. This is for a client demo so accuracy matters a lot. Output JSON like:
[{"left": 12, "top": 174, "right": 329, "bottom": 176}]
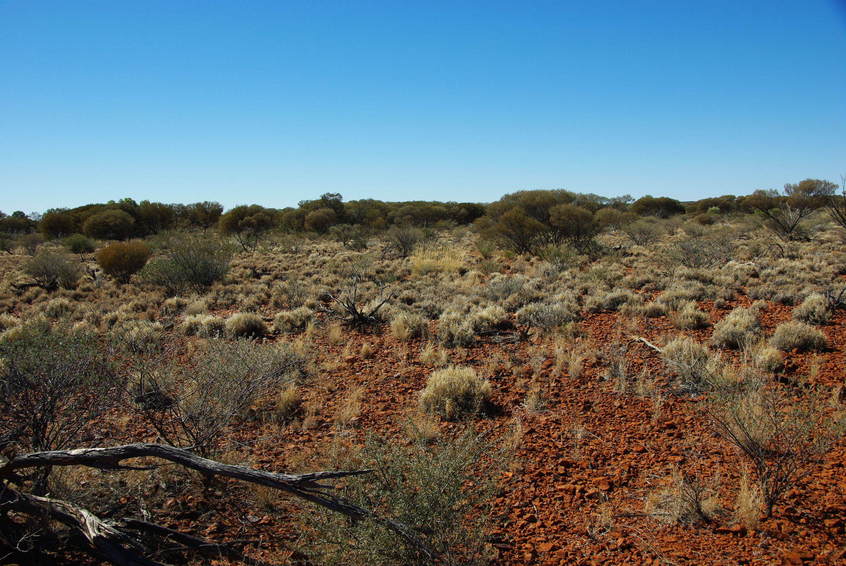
[
  {"left": 25, "top": 250, "right": 82, "bottom": 290},
  {"left": 708, "top": 380, "right": 844, "bottom": 518},
  {"left": 645, "top": 467, "right": 722, "bottom": 525}
]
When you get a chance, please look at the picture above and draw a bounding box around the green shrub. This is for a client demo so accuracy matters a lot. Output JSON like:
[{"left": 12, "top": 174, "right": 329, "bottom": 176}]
[
  {"left": 96, "top": 240, "right": 152, "bottom": 283},
  {"left": 419, "top": 365, "right": 491, "bottom": 420},
  {"left": 82, "top": 209, "right": 136, "bottom": 240},
  {"left": 301, "top": 430, "right": 499, "bottom": 566},
  {"left": 63, "top": 233, "right": 96, "bottom": 254},
  {"left": 141, "top": 235, "right": 232, "bottom": 293},
  {"left": 25, "top": 250, "right": 82, "bottom": 290},
  {"left": 769, "top": 321, "right": 827, "bottom": 352}
]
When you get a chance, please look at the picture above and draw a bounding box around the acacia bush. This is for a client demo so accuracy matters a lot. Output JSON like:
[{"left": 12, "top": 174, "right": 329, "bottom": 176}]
[
  {"left": 218, "top": 204, "right": 276, "bottom": 251},
  {"left": 384, "top": 225, "right": 425, "bottom": 258},
  {"left": 96, "top": 240, "right": 152, "bottom": 283},
  {"left": 82, "top": 209, "right": 136, "bottom": 240},
  {"left": 302, "top": 430, "right": 500, "bottom": 566},
  {"left": 708, "top": 379, "right": 844, "bottom": 518},
  {"left": 24, "top": 250, "right": 82, "bottom": 290},
  {"left": 63, "top": 233, "right": 95, "bottom": 254},
  {"left": 135, "top": 339, "right": 308, "bottom": 456},
  {"left": 0, "top": 321, "right": 117, "bottom": 493},
  {"left": 141, "top": 235, "right": 232, "bottom": 293}
]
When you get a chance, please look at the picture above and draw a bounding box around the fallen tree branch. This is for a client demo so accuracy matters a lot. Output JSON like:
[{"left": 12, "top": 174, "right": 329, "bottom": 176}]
[
  {"left": 0, "top": 486, "right": 162, "bottom": 566},
  {"left": 1, "top": 442, "right": 439, "bottom": 563},
  {"left": 631, "top": 335, "right": 663, "bottom": 354}
]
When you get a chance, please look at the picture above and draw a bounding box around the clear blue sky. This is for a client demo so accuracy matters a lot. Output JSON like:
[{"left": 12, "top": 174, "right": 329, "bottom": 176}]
[{"left": 2, "top": 1, "right": 845, "bottom": 213}]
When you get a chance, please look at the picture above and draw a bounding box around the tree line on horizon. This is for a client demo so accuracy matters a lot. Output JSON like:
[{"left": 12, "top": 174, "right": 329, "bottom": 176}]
[{"left": 1, "top": 177, "right": 843, "bottom": 251}]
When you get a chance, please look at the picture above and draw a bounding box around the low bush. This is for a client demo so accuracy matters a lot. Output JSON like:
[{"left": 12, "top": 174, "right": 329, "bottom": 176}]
[
  {"left": 389, "top": 311, "right": 428, "bottom": 341},
  {"left": 273, "top": 306, "right": 314, "bottom": 334},
  {"left": 660, "top": 336, "right": 720, "bottom": 392},
  {"left": 792, "top": 293, "right": 831, "bottom": 325},
  {"left": 419, "top": 365, "right": 492, "bottom": 420},
  {"left": 672, "top": 302, "right": 711, "bottom": 330},
  {"left": 24, "top": 250, "right": 82, "bottom": 290},
  {"left": 135, "top": 338, "right": 308, "bottom": 456},
  {"left": 180, "top": 314, "right": 226, "bottom": 337},
  {"left": 644, "top": 467, "right": 721, "bottom": 525},
  {"left": 588, "top": 288, "right": 643, "bottom": 312},
  {"left": 41, "top": 298, "right": 74, "bottom": 319},
  {"left": 96, "top": 240, "right": 152, "bottom": 283},
  {"left": 436, "top": 310, "right": 476, "bottom": 348},
  {"left": 0, "top": 322, "right": 117, "bottom": 492},
  {"left": 710, "top": 306, "right": 761, "bottom": 350},
  {"left": 516, "top": 301, "right": 579, "bottom": 330},
  {"left": 769, "top": 321, "right": 827, "bottom": 352},
  {"left": 301, "top": 430, "right": 499, "bottom": 565},
  {"left": 226, "top": 312, "right": 267, "bottom": 338},
  {"left": 63, "top": 233, "right": 96, "bottom": 254},
  {"left": 141, "top": 235, "right": 232, "bottom": 293}
]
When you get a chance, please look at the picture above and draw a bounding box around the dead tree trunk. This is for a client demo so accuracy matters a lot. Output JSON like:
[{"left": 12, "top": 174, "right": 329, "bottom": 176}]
[{"left": 0, "top": 443, "right": 437, "bottom": 565}]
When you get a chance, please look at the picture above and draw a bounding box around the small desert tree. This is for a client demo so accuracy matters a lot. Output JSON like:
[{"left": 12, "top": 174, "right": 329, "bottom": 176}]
[
  {"left": 744, "top": 179, "right": 835, "bottom": 241},
  {"left": 133, "top": 339, "right": 308, "bottom": 457},
  {"left": 0, "top": 322, "right": 118, "bottom": 493},
  {"left": 707, "top": 378, "right": 843, "bottom": 518},
  {"left": 825, "top": 174, "right": 846, "bottom": 231},
  {"left": 218, "top": 204, "right": 276, "bottom": 251}
]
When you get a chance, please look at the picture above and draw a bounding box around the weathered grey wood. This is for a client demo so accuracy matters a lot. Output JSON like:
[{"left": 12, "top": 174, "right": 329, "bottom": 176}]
[
  {"left": 1, "top": 442, "right": 438, "bottom": 563},
  {"left": 0, "top": 487, "right": 164, "bottom": 566}
]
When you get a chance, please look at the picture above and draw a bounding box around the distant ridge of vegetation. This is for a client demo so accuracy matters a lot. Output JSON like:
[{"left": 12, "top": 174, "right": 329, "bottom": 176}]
[{"left": 1, "top": 178, "right": 842, "bottom": 251}]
